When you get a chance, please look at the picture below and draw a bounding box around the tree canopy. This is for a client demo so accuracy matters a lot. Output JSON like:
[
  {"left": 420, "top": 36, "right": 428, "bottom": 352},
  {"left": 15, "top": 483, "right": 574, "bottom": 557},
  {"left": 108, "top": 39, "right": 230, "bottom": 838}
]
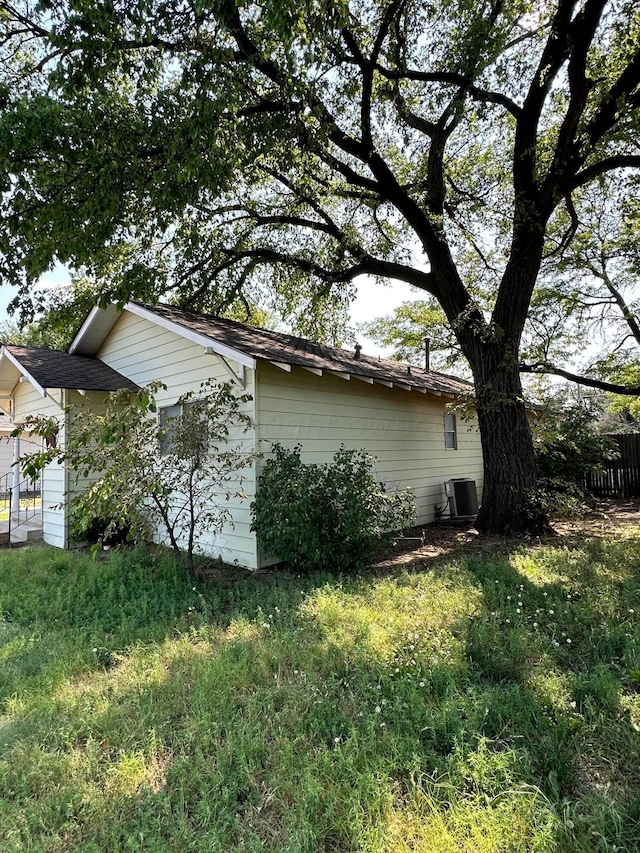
[{"left": 1, "top": 0, "right": 640, "bottom": 533}]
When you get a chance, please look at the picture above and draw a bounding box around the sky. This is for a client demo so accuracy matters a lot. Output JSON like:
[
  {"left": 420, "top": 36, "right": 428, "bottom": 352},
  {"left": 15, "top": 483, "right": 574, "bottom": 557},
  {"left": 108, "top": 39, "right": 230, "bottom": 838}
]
[
  {"left": 349, "top": 278, "right": 418, "bottom": 353},
  {"left": 0, "top": 269, "right": 419, "bottom": 357}
]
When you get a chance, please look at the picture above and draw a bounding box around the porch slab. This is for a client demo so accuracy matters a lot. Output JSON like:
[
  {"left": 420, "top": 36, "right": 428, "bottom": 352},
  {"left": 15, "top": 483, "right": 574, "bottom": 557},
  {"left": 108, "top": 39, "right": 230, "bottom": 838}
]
[{"left": 0, "top": 516, "right": 43, "bottom": 546}]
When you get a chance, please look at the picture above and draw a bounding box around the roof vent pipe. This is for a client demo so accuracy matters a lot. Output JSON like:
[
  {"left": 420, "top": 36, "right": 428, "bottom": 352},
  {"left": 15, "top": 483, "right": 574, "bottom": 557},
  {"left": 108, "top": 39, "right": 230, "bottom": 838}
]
[
  {"left": 354, "top": 343, "right": 362, "bottom": 360},
  {"left": 424, "top": 337, "right": 430, "bottom": 371}
]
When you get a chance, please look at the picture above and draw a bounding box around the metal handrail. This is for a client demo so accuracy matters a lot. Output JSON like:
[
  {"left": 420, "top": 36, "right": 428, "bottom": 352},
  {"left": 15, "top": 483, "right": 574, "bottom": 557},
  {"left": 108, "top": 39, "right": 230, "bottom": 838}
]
[{"left": 0, "top": 470, "right": 42, "bottom": 542}]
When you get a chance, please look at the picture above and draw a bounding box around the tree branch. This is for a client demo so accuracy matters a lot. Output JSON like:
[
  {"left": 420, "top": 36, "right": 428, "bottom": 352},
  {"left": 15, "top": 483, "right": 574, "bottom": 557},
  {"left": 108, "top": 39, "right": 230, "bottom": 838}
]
[
  {"left": 225, "top": 7, "right": 452, "bottom": 272},
  {"left": 519, "top": 361, "right": 640, "bottom": 395},
  {"left": 541, "top": 0, "right": 607, "bottom": 204},
  {"left": 0, "top": 2, "right": 50, "bottom": 38},
  {"left": 581, "top": 44, "right": 640, "bottom": 151},
  {"left": 514, "top": 0, "right": 578, "bottom": 201},
  {"left": 600, "top": 267, "right": 640, "bottom": 346},
  {"left": 374, "top": 65, "right": 522, "bottom": 118},
  {"left": 569, "top": 156, "right": 640, "bottom": 191},
  {"left": 213, "top": 246, "right": 437, "bottom": 291}
]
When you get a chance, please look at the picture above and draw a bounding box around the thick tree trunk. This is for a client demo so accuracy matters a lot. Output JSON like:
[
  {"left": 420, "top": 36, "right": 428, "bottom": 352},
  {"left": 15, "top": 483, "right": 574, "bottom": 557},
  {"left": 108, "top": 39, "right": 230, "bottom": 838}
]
[{"left": 469, "top": 345, "right": 550, "bottom": 535}]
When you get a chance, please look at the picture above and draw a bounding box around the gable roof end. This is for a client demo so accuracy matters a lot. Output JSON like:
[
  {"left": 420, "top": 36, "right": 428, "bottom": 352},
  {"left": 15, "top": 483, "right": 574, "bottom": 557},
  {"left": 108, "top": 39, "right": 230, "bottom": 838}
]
[
  {"left": 2, "top": 345, "right": 140, "bottom": 394},
  {"left": 69, "top": 302, "right": 256, "bottom": 369}
]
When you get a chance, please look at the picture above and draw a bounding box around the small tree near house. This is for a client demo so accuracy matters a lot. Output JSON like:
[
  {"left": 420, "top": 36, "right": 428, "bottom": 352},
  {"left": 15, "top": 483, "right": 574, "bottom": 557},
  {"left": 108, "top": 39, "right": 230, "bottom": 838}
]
[{"left": 17, "top": 381, "right": 259, "bottom": 577}]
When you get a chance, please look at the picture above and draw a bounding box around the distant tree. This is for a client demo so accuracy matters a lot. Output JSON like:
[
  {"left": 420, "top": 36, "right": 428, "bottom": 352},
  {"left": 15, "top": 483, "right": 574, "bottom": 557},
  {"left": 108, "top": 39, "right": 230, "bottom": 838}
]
[
  {"left": 360, "top": 299, "right": 466, "bottom": 374},
  {"left": 0, "top": 316, "right": 68, "bottom": 348},
  {"left": 0, "top": 278, "right": 98, "bottom": 349},
  {"left": 520, "top": 178, "right": 640, "bottom": 390}
]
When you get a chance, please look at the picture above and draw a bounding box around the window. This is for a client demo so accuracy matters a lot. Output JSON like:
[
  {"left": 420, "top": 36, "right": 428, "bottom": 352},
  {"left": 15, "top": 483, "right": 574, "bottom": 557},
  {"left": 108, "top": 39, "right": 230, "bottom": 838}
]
[
  {"left": 158, "top": 401, "right": 209, "bottom": 462},
  {"left": 158, "top": 404, "right": 182, "bottom": 455},
  {"left": 444, "top": 412, "right": 457, "bottom": 450}
]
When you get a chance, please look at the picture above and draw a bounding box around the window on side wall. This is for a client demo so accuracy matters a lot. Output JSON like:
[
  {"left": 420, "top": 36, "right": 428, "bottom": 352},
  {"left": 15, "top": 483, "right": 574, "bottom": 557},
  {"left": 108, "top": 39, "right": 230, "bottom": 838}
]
[
  {"left": 158, "top": 401, "right": 209, "bottom": 462},
  {"left": 444, "top": 412, "right": 457, "bottom": 450},
  {"left": 158, "top": 404, "right": 182, "bottom": 455}
]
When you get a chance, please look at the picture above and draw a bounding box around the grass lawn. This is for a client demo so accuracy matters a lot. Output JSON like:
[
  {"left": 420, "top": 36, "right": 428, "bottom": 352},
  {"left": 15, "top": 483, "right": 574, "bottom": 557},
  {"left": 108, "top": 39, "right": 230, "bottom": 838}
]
[{"left": 1, "top": 519, "right": 639, "bottom": 851}]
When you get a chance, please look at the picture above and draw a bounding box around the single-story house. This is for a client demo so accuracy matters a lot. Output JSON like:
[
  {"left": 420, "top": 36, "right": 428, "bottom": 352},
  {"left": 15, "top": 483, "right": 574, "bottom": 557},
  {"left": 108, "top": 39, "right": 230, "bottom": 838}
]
[{"left": 0, "top": 302, "right": 484, "bottom": 568}]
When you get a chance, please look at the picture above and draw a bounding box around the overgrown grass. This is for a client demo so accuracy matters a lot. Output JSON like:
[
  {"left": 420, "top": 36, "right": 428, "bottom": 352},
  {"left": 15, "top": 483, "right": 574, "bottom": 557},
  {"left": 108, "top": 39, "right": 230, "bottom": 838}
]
[{"left": 1, "top": 528, "right": 640, "bottom": 851}]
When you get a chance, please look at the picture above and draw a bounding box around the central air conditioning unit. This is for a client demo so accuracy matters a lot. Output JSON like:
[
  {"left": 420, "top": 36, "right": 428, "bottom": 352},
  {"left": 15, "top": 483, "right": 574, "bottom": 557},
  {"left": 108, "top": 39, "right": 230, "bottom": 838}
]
[{"left": 445, "top": 478, "right": 479, "bottom": 518}]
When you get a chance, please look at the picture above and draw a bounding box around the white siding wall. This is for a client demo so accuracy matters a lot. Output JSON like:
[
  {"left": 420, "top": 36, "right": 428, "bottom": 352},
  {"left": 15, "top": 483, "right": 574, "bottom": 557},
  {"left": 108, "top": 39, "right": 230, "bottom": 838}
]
[
  {"left": 64, "top": 390, "right": 114, "bottom": 515},
  {"left": 256, "top": 362, "right": 484, "bottom": 566},
  {"left": 13, "top": 383, "right": 67, "bottom": 548},
  {"left": 0, "top": 434, "right": 12, "bottom": 484},
  {"left": 97, "top": 311, "right": 259, "bottom": 568}
]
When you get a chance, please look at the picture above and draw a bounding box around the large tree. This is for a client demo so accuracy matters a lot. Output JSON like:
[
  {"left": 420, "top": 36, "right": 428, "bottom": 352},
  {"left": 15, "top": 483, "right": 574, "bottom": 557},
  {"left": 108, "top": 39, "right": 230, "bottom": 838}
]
[
  {"left": 362, "top": 177, "right": 640, "bottom": 386},
  {"left": 1, "top": 0, "right": 640, "bottom": 533}
]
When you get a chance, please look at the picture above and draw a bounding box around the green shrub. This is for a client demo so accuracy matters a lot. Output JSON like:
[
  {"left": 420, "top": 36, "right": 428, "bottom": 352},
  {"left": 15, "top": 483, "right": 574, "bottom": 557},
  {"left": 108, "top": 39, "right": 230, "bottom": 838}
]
[
  {"left": 70, "top": 510, "right": 132, "bottom": 547},
  {"left": 534, "top": 478, "right": 592, "bottom": 516},
  {"left": 533, "top": 404, "right": 618, "bottom": 513},
  {"left": 250, "top": 443, "right": 415, "bottom": 572}
]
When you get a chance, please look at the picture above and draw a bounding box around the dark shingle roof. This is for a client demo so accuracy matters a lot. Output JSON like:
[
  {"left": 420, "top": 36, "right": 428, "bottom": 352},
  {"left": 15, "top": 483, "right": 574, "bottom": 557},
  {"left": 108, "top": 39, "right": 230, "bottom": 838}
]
[
  {"left": 142, "top": 302, "right": 472, "bottom": 397},
  {"left": 5, "top": 345, "right": 139, "bottom": 392}
]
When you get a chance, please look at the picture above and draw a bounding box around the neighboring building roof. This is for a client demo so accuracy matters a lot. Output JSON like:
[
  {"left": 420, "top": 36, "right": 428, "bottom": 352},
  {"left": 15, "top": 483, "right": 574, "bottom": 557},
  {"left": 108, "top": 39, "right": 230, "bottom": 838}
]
[
  {"left": 71, "top": 301, "right": 473, "bottom": 398},
  {"left": 1, "top": 345, "right": 140, "bottom": 395}
]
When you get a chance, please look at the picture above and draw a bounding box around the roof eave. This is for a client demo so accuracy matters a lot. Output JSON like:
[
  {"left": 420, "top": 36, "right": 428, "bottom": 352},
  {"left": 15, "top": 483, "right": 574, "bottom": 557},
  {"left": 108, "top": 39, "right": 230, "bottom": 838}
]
[
  {"left": 0, "top": 346, "right": 47, "bottom": 398},
  {"left": 68, "top": 304, "right": 122, "bottom": 355},
  {"left": 267, "top": 358, "right": 464, "bottom": 397}
]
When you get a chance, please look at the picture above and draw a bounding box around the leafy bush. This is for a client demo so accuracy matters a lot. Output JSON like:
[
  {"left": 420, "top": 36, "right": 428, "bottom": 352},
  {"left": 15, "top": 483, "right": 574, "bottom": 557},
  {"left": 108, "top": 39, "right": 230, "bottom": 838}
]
[
  {"left": 532, "top": 404, "right": 618, "bottom": 513},
  {"left": 251, "top": 444, "right": 415, "bottom": 572},
  {"left": 70, "top": 510, "right": 132, "bottom": 547}
]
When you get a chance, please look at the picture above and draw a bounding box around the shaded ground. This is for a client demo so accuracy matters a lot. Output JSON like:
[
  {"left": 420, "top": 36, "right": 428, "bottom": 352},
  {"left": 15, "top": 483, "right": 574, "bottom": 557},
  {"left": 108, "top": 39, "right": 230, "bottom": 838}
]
[
  {"left": 3, "top": 505, "right": 640, "bottom": 850},
  {"left": 198, "top": 499, "right": 640, "bottom": 582},
  {"left": 374, "top": 498, "right": 640, "bottom": 570}
]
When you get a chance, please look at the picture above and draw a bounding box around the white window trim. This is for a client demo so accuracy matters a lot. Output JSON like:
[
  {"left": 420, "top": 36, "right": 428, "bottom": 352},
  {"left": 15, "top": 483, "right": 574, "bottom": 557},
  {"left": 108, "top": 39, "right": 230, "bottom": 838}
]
[{"left": 444, "top": 412, "right": 457, "bottom": 450}]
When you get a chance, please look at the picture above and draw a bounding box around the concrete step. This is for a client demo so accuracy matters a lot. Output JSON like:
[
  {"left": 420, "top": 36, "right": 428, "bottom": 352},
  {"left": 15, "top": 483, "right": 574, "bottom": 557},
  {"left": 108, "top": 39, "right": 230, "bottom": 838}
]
[
  {"left": 11, "top": 527, "right": 43, "bottom": 544},
  {"left": 0, "top": 517, "right": 43, "bottom": 546}
]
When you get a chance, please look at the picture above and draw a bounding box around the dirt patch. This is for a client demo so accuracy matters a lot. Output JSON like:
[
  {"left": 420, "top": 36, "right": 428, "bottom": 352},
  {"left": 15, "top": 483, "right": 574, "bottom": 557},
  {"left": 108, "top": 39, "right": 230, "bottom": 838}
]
[
  {"left": 551, "top": 498, "right": 640, "bottom": 538},
  {"left": 372, "top": 498, "right": 640, "bottom": 571},
  {"left": 197, "top": 499, "right": 640, "bottom": 581}
]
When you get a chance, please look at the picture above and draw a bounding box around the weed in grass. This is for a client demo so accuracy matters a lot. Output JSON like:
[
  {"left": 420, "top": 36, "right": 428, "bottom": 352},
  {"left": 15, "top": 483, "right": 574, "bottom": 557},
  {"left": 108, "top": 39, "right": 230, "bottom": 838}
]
[
  {"left": 573, "top": 664, "right": 621, "bottom": 718},
  {"left": 381, "top": 777, "right": 561, "bottom": 852}
]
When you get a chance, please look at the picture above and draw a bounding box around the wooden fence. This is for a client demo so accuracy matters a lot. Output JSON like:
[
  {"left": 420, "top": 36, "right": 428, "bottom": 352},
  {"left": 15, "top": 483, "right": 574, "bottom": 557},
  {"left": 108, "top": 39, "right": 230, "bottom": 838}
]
[{"left": 585, "top": 434, "right": 640, "bottom": 498}]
